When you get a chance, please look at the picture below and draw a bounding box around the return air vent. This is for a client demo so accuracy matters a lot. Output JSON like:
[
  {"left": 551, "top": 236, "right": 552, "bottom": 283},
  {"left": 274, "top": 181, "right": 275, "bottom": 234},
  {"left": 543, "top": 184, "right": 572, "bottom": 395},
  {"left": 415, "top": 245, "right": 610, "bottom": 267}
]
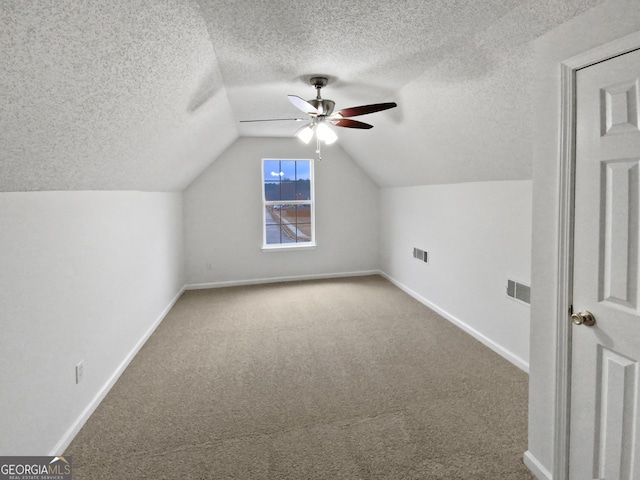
[
  {"left": 507, "top": 279, "right": 531, "bottom": 305},
  {"left": 413, "top": 247, "right": 428, "bottom": 264}
]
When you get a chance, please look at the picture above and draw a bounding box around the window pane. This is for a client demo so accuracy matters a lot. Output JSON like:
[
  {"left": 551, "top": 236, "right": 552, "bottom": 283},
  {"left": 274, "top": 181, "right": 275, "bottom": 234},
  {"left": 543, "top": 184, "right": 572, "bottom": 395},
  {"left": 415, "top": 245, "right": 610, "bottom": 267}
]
[
  {"left": 296, "top": 160, "right": 311, "bottom": 200},
  {"left": 279, "top": 180, "right": 296, "bottom": 200},
  {"left": 295, "top": 161, "right": 310, "bottom": 180},
  {"left": 264, "top": 160, "right": 282, "bottom": 182},
  {"left": 280, "top": 161, "right": 296, "bottom": 181},
  {"left": 296, "top": 178, "right": 311, "bottom": 200},
  {"left": 296, "top": 204, "right": 312, "bottom": 225},
  {"left": 265, "top": 205, "right": 285, "bottom": 244},
  {"left": 264, "top": 181, "right": 280, "bottom": 201},
  {"left": 265, "top": 206, "right": 278, "bottom": 225}
]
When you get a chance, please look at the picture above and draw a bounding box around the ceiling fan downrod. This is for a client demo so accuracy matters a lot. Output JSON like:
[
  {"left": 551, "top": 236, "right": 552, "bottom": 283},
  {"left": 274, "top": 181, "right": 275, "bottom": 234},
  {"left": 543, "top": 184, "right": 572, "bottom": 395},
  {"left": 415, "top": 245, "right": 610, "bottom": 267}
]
[{"left": 308, "top": 77, "right": 334, "bottom": 117}]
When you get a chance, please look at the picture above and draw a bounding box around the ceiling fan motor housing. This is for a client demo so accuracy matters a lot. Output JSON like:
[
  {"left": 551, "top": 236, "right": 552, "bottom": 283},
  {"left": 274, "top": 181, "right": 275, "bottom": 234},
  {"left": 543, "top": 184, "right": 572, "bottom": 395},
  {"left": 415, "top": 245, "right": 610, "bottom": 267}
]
[{"left": 309, "top": 98, "right": 335, "bottom": 116}]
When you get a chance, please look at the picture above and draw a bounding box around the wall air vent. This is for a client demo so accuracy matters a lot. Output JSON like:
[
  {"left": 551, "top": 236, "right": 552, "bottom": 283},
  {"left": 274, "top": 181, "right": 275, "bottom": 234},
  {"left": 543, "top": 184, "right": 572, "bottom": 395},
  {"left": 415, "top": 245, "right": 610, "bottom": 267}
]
[
  {"left": 413, "top": 247, "right": 428, "bottom": 264},
  {"left": 507, "top": 279, "right": 531, "bottom": 305}
]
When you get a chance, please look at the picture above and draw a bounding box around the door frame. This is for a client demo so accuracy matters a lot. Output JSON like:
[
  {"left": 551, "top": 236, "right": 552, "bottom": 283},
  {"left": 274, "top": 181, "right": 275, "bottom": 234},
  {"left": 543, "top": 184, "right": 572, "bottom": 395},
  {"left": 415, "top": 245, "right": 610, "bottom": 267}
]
[{"left": 554, "top": 31, "right": 640, "bottom": 480}]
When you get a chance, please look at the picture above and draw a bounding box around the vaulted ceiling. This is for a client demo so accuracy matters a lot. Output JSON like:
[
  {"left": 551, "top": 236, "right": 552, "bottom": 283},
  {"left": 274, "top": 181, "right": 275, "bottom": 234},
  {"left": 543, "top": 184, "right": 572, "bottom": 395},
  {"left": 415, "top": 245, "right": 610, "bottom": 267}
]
[{"left": 1, "top": 0, "right": 601, "bottom": 192}]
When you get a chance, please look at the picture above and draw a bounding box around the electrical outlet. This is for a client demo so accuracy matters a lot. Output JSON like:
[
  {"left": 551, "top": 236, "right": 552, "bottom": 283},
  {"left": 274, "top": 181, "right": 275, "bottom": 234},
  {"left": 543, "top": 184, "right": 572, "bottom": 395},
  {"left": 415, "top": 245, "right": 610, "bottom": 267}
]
[{"left": 75, "top": 361, "right": 84, "bottom": 384}]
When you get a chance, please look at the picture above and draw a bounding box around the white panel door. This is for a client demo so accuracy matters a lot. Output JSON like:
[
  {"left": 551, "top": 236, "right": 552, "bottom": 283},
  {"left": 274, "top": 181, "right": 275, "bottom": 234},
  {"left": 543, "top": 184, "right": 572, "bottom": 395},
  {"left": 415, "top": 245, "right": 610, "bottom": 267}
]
[{"left": 570, "top": 48, "right": 640, "bottom": 480}]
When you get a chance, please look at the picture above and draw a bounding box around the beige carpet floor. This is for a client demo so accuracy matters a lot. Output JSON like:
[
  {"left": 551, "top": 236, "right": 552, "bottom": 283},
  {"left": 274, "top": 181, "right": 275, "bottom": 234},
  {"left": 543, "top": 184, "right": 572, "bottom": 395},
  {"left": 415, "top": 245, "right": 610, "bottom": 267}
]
[{"left": 66, "top": 275, "right": 534, "bottom": 479}]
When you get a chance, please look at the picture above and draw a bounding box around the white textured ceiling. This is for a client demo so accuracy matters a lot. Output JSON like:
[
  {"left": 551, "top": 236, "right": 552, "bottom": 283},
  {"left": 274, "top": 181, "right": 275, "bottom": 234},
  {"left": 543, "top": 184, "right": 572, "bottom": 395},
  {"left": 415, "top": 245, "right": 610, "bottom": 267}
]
[
  {"left": 1, "top": 0, "right": 237, "bottom": 191},
  {"left": 1, "top": 0, "right": 602, "bottom": 191}
]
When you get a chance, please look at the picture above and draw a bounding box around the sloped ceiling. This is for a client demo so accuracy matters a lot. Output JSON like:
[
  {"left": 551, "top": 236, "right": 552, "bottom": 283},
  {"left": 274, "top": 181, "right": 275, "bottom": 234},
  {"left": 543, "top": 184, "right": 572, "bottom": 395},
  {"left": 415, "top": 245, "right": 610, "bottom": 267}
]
[
  {"left": 1, "top": 0, "right": 237, "bottom": 192},
  {"left": 1, "top": 0, "right": 601, "bottom": 192}
]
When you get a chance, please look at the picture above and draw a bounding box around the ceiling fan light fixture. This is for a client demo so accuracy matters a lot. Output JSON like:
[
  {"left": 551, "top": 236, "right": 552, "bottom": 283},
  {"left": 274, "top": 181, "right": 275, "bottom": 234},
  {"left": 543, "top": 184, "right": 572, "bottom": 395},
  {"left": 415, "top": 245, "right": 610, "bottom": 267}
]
[
  {"left": 296, "top": 124, "right": 314, "bottom": 144},
  {"left": 316, "top": 122, "right": 337, "bottom": 145}
]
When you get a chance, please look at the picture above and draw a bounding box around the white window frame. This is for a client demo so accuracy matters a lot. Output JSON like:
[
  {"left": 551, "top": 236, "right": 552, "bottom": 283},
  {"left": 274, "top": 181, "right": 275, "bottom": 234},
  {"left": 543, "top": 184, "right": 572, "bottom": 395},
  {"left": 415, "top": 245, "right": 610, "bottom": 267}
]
[{"left": 261, "top": 158, "right": 316, "bottom": 251}]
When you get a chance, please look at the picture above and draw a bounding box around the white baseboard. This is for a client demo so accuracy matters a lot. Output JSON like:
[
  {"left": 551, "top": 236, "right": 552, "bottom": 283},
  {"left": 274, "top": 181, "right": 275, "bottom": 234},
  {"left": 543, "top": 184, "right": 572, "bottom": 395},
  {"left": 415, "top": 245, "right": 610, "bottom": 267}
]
[
  {"left": 524, "top": 451, "right": 552, "bottom": 480},
  {"left": 379, "top": 272, "right": 529, "bottom": 373},
  {"left": 49, "top": 286, "right": 186, "bottom": 456},
  {"left": 185, "top": 270, "right": 380, "bottom": 290}
]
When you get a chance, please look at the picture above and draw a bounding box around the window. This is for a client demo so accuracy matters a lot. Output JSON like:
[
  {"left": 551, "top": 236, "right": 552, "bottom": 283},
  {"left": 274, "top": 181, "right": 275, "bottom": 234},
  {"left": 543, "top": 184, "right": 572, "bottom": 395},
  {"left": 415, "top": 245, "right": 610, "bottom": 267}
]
[{"left": 262, "top": 159, "right": 315, "bottom": 249}]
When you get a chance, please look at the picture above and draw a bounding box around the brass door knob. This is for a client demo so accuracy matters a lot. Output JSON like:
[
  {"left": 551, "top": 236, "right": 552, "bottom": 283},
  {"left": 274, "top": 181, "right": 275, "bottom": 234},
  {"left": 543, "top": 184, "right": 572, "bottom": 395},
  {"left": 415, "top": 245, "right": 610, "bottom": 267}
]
[{"left": 571, "top": 310, "right": 596, "bottom": 327}]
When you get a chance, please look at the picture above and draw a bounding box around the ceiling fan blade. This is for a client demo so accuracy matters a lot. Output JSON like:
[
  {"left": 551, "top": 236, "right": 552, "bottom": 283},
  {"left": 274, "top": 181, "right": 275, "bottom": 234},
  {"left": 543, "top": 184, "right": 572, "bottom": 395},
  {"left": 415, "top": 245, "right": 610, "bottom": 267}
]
[
  {"left": 239, "top": 118, "right": 306, "bottom": 123},
  {"left": 331, "top": 118, "right": 373, "bottom": 129},
  {"left": 288, "top": 95, "right": 319, "bottom": 115},
  {"left": 337, "top": 102, "right": 397, "bottom": 118}
]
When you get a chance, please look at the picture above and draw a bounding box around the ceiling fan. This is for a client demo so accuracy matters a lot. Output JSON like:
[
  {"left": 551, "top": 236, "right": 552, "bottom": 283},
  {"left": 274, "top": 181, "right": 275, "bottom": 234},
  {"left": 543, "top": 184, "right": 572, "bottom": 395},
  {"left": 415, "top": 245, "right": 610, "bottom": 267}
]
[{"left": 240, "top": 76, "right": 397, "bottom": 159}]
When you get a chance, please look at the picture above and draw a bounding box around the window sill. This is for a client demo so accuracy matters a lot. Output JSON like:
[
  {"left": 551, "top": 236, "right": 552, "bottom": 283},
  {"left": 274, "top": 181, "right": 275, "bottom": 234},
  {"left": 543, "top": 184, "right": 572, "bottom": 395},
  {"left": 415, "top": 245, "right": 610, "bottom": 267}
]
[{"left": 262, "top": 243, "right": 317, "bottom": 252}]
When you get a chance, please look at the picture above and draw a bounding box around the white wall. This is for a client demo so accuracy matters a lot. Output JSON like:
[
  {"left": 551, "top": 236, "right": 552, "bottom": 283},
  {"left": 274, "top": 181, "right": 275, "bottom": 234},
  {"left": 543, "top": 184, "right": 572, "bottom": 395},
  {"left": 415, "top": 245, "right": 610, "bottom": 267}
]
[
  {"left": 529, "top": 0, "right": 640, "bottom": 477},
  {"left": 184, "top": 137, "right": 379, "bottom": 285},
  {"left": 379, "top": 180, "right": 532, "bottom": 369},
  {"left": 0, "top": 191, "right": 184, "bottom": 455}
]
